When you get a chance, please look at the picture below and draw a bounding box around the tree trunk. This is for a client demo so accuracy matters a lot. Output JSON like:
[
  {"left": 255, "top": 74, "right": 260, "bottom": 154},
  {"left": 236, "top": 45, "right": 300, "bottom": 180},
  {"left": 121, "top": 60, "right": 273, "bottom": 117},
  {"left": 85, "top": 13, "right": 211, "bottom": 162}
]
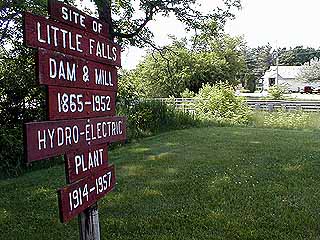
[{"left": 99, "top": 0, "right": 113, "bottom": 40}]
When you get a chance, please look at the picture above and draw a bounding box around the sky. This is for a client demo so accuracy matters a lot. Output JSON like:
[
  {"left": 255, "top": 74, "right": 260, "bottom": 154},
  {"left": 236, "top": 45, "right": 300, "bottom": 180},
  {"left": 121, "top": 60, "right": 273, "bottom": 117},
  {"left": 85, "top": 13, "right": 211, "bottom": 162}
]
[
  {"left": 225, "top": 0, "right": 320, "bottom": 49},
  {"left": 76, "top": 0, "right": 320, "bottom": 69}
]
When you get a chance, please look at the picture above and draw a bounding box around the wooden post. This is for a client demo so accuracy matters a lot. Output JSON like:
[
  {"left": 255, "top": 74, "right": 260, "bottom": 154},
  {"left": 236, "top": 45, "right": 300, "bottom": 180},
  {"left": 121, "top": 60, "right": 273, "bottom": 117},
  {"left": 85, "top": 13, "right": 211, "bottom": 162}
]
[{"left": 79, "top": 203, "right": 100, "bottom": 240}]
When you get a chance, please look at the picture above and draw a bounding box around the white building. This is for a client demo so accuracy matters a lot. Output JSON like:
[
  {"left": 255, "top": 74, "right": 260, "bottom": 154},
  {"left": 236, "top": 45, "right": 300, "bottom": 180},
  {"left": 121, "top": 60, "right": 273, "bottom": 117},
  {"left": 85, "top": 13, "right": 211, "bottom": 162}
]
[{"left": 262, "top": 65, "right": 319, "bottom": 92}]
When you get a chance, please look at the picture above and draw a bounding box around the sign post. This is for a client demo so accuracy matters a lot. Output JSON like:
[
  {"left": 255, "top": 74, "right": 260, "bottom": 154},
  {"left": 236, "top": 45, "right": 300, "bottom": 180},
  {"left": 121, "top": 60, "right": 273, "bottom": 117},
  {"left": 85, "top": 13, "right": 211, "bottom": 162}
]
[
  {"left": 79, "top": 203, "right": 100, "bottom": 240},
  {"left": 23, "top": 1, "right": 124, "bottom": 239}
]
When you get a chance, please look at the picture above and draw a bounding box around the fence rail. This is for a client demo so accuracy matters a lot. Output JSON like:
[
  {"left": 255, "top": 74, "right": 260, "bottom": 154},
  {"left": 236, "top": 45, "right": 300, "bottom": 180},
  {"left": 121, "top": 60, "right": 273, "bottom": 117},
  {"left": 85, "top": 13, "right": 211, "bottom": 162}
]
[
  {"left": 246, "top": 100, "right": 320, "bottom": 112},
  {"left": 154, "top": 98, "right": 320, "bottom": 112}
]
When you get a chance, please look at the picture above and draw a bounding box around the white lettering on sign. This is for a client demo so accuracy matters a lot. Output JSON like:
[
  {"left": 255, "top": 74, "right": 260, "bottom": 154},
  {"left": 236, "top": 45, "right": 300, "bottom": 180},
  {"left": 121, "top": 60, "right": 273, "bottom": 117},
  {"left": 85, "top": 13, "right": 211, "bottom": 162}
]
[
  {"left": 61, "top": 6, "right": 86, "bottom": 27},
  {"left": 69, "top": 184, "right": 88, "bottom": 210},
  {"left": 57, "top": 93, "right": 84, "bottom": 113},
  {"left": 96, "top": 171, "right": 112, "bottom": 194},
  {"left": 49, "top": 58, "right": 77, "bottom": 81},
  {"left": 82, "top": 65, "right": 89, "bottom": 82},
  {"left": 37, "top": 22, "right": 46, "bottom": 43},
  {"left": 36, "top": 120, "right": 123, "bottom": 150},
  {"left": 36, "top": 21, "right": 83, "bottom": 52},
  {"left": 38, "top": 130, "right": 46, "bottom": 150},
  {"left": 37, "top": 125, "right": 80, "bottom": 150},
  {"left": 68, "top": 170, "right": 112, "bottom": 211},
  {"left": 88, "top": 39, "right": 117, "bottom": 61},
  {"left": 55, "top": 92, "right": 112, "bottom": 114},
  {"left": 85, "top": 120, "right": 122, "bottom": 142},
  {"left": 92, "top": 95, "right": 111, "bottom": 112},
  {"left": 92, "top": 21, "right": 102, "bottom": 33},
  {"left": 74, "top": 148, "right": 104, "bottom": 175},
  {"left": 95, "top": 69, "right": 113, "bottom": 86}
]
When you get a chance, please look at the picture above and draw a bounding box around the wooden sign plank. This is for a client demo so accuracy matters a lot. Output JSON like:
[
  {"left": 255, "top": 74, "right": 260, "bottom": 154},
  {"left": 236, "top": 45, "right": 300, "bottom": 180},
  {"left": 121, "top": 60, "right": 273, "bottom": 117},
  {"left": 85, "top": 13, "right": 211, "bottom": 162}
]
[
  {"left": 38, "top": 49, "right": 118, "bottom": 91},
  {"left": 24, "top": 12, "right": 121, "bottom": 67},
  {"left": 65, "top": 144, "right": 108, "bottom": 184},
  {"left": 58, "top": 164, "right": 116, "bottom": 223},
  {"left": 48, "top": 0, "right": 109, "bottom": 37},
  {"left": 47, "top": 86, "right": 116, "bottom": 120},
  {"left": 25, "top": 116, "right": 126, "bottom": 162}
]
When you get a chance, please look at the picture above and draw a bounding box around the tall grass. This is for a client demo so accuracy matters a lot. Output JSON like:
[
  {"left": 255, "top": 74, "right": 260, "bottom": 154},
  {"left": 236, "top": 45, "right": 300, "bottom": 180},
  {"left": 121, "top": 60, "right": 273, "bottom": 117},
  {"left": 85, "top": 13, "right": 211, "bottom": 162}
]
[
  {"left": 117, "top": 100, "right": 201, "bottom": 139},
  {"left": 251, "top": 111, "right": 320, "bottom": 130}
]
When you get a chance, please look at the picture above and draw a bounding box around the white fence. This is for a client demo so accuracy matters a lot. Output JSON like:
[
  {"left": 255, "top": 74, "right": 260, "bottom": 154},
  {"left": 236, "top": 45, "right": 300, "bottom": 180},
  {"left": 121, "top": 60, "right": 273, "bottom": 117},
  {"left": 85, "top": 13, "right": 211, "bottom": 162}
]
[
  {"left": 155, "top": 98, "right": 197, "bottom": 114},
  {"left": 246, "top": 100, "right": 320, "bottom": 112},
  {"left": 154, "top": 98, "right": 320, "bottom": 112}
]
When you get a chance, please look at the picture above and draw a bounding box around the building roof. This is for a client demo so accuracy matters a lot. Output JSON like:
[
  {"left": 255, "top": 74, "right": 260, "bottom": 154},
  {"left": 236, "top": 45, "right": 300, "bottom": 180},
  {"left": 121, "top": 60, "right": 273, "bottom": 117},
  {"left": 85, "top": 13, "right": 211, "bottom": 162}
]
[{"left": 264, "top": 66, "right": 303, "bottom": 79}]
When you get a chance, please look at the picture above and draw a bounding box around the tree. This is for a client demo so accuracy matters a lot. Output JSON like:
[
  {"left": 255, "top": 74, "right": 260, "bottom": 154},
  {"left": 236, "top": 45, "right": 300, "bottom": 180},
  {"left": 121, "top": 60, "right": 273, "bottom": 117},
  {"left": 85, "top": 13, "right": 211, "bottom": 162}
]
[
  {"left": 97, "top": 0, "right": 241, "bottom": 47},
  {"left": 278, "top": 46, "right": 319, "bottom": 66},
  {"left": 0, "top": 0, "right": 48, "bottom": 47},
  {"left": 241, "top": 44, "right": 274, "bottom": 92},
  {"left": 297, "top": 59, "right": 320, "bottom": 82},
  {"left": 122, "top": 35, "right": 246, "bottom": 98},
  {"left": 1, "top": 0, "right": 241, "bottom": 48},
  {"left": 0, "top": 45, "right": 46, "bottom": 128}
]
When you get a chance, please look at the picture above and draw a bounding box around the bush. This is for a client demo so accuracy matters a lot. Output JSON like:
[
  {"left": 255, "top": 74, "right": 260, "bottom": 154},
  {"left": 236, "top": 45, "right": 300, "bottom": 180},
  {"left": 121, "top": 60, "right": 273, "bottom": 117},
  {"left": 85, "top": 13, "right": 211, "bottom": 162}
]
[
  {"left": 0, "top": 126, "right": 65, "bottom": 178},
  {"left": 0, "top": 127, "right": 24, "bottom": 177},
  {"left": 194, "top": 83, "right": 252, "bottom": 125},
  {"left": 252, "top": 111, "right": 311, "bottom": 129},
  {"left": 181, "top": 88, "right": 195, "bottom": 98},
  {"left": 268, "top": 85, "right": 285, "bottom": 100},
  {"left": 117, "top": 100, "right": 199, "bottom": 139}
]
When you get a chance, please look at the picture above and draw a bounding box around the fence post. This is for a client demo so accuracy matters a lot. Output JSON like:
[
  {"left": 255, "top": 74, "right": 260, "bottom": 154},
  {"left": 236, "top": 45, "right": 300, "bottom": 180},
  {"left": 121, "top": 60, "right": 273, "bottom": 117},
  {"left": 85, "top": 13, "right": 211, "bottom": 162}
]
[
  {"left": 296, "top": 104, "right": 302, "bottom": 111},
  {"left": 268, "top": 104, "right": 274, "bottom": 112}
]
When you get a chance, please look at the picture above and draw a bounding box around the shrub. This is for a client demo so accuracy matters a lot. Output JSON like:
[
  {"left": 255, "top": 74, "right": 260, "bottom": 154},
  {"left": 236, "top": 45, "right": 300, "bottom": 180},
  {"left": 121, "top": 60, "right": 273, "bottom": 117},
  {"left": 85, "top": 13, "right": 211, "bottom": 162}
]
[
  {"left": 268, "top": 85, "right": 285, "bottom": 100},
  {"left": 0, "top": 126, "right": 65, "bottom": 178},
  {"left": 117, "top": 100, "right": 199, "bottom": 139},
  {"left": 181, "top": 88, "right": 195, "bottom": 98},
  {"left": 194, "top": 83, "right": 252, "bottom": 125},
  {"left": 0, "top": 127, "right": 24, "bottom": 177},
  {"left": 252, "top": 111, "right": 311, "bottom": 129}
]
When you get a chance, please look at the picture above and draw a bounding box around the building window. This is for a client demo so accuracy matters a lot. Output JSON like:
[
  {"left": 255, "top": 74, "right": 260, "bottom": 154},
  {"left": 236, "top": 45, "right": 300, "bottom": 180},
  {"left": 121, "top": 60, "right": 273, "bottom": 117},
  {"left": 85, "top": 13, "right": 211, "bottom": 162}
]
[{"left": 269, "top": 78, "right": 275, "bottom": 86}]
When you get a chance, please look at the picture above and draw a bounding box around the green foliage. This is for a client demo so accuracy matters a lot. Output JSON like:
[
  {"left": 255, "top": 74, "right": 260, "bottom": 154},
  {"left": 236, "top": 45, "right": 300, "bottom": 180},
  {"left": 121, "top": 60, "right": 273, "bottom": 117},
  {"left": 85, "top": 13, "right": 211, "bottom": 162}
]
[
  {"left": 117, "top": 100, "right": 199, "bottom": 139},
  {"left": 278, "top": 46, "right": 318, "bottom": 66},
  {"left": 124, "top": 36, "right": 246, "bottom": 97},
  {"left": 0, "top": 46, "right": 46, "bottom": 177},
  {"left": 242, "top": 44, "right": 274, "bottom": 91},
  {"left": 0, "top": 127, "right": 24, "bottom": 177},
  {"left": 117, "top": 69, "right": 141, "bottom": 105},
  {"left": 103, "top": 0, "right": 241, "bottom": 48},
  {"left": 1, "top": 0, "right": 241, "bottom": 48},
  {"left": 0, "top": 46, "right": 46, "bottom": 128},
  {"left": 181, "top": 88, "right": 195, "bottom": 98},
  {"left": 252, "top": 111, "right": 311, "bottom": 129},
  {"left": 268, "top": 85, "right": 285, "bottom": 100},
  {"left": 194, "top": 83, "right": 252, "bottom": 125}
]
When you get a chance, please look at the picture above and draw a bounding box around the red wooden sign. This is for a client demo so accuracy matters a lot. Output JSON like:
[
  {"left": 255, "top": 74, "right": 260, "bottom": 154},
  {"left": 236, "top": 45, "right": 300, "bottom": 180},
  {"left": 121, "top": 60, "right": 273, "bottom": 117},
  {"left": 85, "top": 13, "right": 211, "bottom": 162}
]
[
  {"left": 38, "top": 49, "right": 118, "bottom": 91},
  {"left": 25, "top": 116, "right": 126, "bottom": 162},
  {"left": 58, "top": 164, "right": 116, "bottom": 223},
  {"left": 48, "top": 86, "right": 116, "bottom": 120},
  {"left": 23, "top": 1, "right": 125, "bottom": 226},
  {"left": 65, "top": 144, "right": 108, "bottom": 183},
  {"left": 48, "top": 0, "right": 109, "bottom": 37},
  {"left": 24, "top": 12, "right": 121, "bottom": 67}
]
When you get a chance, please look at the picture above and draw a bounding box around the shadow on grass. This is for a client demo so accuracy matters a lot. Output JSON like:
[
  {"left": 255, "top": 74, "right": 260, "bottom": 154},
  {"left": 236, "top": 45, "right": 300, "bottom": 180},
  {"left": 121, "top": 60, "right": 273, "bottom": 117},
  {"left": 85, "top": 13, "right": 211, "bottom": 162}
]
[{"left": 2, "top": 126, "right": 320, "bottom": 239}]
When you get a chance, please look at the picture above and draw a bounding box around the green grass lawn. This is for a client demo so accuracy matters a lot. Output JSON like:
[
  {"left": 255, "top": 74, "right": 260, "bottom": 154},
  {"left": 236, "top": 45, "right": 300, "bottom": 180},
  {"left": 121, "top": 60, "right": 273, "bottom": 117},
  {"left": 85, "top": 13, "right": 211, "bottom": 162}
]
[{"left": 1, "top": 126, "right": 320, "bottom": 239}]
